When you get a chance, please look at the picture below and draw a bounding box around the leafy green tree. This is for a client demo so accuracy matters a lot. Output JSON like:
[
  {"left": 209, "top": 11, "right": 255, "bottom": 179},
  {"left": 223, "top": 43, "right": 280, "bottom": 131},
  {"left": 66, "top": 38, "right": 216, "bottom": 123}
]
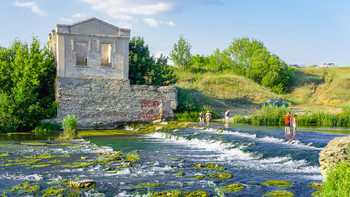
[
  {"left": 0, "top": 37, "right": 56, "bottom": 132},
  {"left": 170, "top": 35, "right": 192, "bottom": 70},
  {"left": 129, "top": 37, "right": 177, "bottom": 85}
]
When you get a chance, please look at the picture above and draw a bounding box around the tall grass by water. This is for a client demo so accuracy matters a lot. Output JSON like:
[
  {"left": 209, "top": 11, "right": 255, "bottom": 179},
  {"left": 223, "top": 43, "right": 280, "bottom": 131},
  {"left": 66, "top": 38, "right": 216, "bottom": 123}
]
[
  {"left": 320, "top": 160, "right": 350, "bottom": 196},
  {"left": 62, "top": 115, "right": 78, "bottom": 140},
  {"left": 233, "top": 105, "right": 289, "bottom": 125},
  {"left": 233, "top": 105, "right": 350, "bottom": 127}
]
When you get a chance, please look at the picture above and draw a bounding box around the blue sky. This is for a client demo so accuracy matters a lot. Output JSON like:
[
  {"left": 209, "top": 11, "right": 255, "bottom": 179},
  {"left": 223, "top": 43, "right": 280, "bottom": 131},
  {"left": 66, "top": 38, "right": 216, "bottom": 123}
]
[{"left": 1, "top": 0, "right": 350, "bottom": 66}]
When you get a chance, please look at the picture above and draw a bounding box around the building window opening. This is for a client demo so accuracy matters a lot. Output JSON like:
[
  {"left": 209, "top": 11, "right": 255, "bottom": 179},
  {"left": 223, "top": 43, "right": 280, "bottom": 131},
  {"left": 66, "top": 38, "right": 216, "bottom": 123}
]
[
  {"left": 76, "top": 42, "right": 88, "bottom": 66},
  {"left": 101, "top": 44, "right": 112, "bottom": 67}
]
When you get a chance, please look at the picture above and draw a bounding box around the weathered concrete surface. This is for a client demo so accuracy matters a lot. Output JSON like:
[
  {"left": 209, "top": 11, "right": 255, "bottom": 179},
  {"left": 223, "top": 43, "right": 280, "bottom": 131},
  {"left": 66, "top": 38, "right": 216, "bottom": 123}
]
[
  {"left": 48, "top": 17, "right": 130, "bottom": 80},
  {"left": 54, "top": 78, "right": 177, "bottom": 129},
  {"left": 319, "top": 136, "right": 350, "bottom": 180}
]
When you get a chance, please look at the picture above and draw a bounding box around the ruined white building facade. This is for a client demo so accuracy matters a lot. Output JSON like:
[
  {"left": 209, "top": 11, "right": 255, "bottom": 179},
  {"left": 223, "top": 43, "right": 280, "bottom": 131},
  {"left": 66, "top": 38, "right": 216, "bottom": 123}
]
[{"left": 49, "top": 18, "right": 177, "bottom": 129}]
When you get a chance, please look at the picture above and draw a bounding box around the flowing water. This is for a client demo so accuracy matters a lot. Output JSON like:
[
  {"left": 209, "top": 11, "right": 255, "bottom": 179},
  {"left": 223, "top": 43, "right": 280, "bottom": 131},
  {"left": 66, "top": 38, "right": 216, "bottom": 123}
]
[{"left": 0, "top": 123, "right": 349, "bottom": 196}]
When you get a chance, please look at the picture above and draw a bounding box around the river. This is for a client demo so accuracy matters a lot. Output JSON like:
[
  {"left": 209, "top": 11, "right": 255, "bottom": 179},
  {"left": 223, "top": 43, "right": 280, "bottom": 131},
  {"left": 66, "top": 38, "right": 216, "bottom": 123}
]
[{"left": 0, "top": 123, "right": 349, "bottom": 196}]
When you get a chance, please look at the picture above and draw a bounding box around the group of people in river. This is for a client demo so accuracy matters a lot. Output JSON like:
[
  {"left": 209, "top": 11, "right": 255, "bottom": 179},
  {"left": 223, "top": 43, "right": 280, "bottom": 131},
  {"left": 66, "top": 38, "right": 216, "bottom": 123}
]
[
  {"left": 198, "top": 109, "right": 298, "bottom": 137},
  {"left": 199, "top": 109, "right": 231, "bottom": 127},
  {"left": 285, "top": 111, "right": 297, "bottom": 136}
]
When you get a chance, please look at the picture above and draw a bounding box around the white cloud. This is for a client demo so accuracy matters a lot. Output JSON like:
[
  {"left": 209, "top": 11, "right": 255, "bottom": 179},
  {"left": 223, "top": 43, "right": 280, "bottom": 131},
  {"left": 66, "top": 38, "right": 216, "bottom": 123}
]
[
  {"left": 13, "top": 1, "right": 47, "bottom": 16},
  {"left": 165, "top": 21, "right": 175, "bottom": 26},
  {"left": 72, "top": 13, "right": 87, "bottom": 19},
  {"left": 143, "top": 18, "right": 158, "bottom": 27},
  {"left": 82, "top": 0, "right": 174, "bottom": 20},
  {"left": 59, "top": 17, "right": 74, "bottom": 23}
]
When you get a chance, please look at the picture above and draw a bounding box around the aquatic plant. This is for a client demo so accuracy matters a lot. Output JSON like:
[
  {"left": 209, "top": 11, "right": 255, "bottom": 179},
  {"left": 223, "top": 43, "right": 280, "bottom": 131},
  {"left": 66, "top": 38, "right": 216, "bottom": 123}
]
[
  {"left": 62, "top": 115, "right": 78, "bottom": 140},
  {"left": 320, "top": 160, "right": 350, "bottom": 196},
  {"left": 208, "top": 181, "right": 225, "bottom": 197},
  {"left": 29, "top": 164, "right": 51, "bottom": 168},
  {"left": 262, "top": 190, "right": 295, "bottom": 197},
  {"left": 261, "top": 180, "right": 293, "bottom": 188},
  {"left": 193, "top": 176, "right": 204, "bottom": 180}
]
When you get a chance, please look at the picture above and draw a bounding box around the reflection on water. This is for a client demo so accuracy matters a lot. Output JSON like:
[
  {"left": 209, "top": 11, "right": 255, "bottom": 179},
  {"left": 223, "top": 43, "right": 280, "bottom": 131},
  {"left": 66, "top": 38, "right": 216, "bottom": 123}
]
[{"left": 0, "top": 123, "right": 348, "bottom": 196}]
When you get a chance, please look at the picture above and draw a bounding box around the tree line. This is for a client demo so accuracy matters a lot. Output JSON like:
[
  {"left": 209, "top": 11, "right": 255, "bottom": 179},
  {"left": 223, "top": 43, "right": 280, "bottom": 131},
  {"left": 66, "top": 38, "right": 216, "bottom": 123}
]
[{"left": 170, "top": 36, "right": 294, "bottom": 94}]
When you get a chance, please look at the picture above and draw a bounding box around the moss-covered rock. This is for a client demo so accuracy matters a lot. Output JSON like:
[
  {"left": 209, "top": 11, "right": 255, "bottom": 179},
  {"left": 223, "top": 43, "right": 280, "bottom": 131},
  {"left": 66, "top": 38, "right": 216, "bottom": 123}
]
[
  {"left": 29, "top": 164, "right": 51, "bottom": 168},
  {"left": 208, "top": 173, "right": 233, "bottom": 180},
  {"left": 0, "top": 153, "right": 9, "bottom": 157},
  {"left": 186, "top": 190, "right": 208, "bottom": 197},
  {"left": 21, "top": 142, "right": 47, "bottom": 146},
  {"left": 262, "top": 190, "right": 295, "bottom": 197},
  {"left": 261, "top": 180, "right": 293, "bottom": 188},
  {"left": 152, "top": 190, "right": 182, "bottom": 197},
  {"left": 9, "top": 182, "right": 40, "bottom": 194},
  {"left": 42, "top": 187, "right": 67, "bottom": 197},
  {"left": 69, "top": 179, "right": 96, "bottom": 190},
  {"left": 220, "top": 183, "right": 244, "bottom": 192},
  {"left": 135, "top": 183, "right": 163, "bottom": 188},
  {"left": 193, "top": 163, "right": 223, "bottom": 170},
  {"left": 193, "top": 176, "right": 204, "bottom": 180},
  {"left": 174, "top": 171, "right": 184, "bottom": 176},
  {"left": 308, "top": 183, "right": 324, "bottom": 197}
]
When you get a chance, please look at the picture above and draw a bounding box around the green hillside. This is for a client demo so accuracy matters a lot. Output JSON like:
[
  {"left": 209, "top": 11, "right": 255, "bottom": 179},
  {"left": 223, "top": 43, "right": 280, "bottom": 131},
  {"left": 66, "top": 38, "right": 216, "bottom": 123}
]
[{"left": 174, "top": 66, "right": 350, "bottom": 117}]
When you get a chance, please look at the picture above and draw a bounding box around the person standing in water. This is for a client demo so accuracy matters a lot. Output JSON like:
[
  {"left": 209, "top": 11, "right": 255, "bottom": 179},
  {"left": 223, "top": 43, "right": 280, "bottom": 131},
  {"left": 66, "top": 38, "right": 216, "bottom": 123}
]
[
  {"left": 292, "top": 114, "right": 297, "bottom": 136},
  {"left": 205, "top": 111, "right": 211, "bottom": 126},
  {"left": 285, "top": 112, "right": 291, "bottom": 135},
  {"left": 199, "top": 111, "right": 204, "bottom": 126},
  {"left": 225, "top": 110, "right": 230, "bottom": 124}
]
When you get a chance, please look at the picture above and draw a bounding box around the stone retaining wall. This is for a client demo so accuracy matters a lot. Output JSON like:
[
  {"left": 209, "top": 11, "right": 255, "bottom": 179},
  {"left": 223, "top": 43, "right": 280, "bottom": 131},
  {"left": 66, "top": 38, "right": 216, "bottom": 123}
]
[{"left": 54, "top": 78, "right": 177, "bottom": 129}]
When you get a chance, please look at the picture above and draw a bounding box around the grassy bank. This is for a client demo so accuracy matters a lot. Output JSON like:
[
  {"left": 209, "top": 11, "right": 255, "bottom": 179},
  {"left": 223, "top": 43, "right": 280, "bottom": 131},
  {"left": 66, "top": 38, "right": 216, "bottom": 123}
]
[{"left": 233, "top": 105, "right": 350, "bottom": 127}]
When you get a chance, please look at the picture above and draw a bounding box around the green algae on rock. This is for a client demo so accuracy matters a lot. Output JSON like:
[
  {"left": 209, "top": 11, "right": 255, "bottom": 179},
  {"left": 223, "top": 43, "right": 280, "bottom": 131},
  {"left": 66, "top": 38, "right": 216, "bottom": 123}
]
[
  {"left": 308, "top": 183, "right": 324, "bottom": 197},
  {"left": 193, "top": 176, "right": 205, "bottom": 180},
  {"left": 208, "top": 173, "right": 233, "bottom": 180},
  {"left": 152, "top": 190, "right": 182, "bottom": 197},
  {"left": 193, "top": 163, "right": 223, "bottom": 170},
  {"left": 0, "top": 153, "right": 9, "bottom": 157},
  {"left": 262, "top": 190, "right": 295, "bottom": 197},
  {"left": 29, "top": 164, "right": 51, "bottom": 168},
  {"left": 135, "top": 183, "right": 163, "bottom": 188},
  {"left": 220, "top": 183, "right": 245, "bottom": 192},
  {"left": 186, "top": 190, "right": 208, "bottom": 197},
  {"left": 42, "top": 187, "right": 67, "bottom": 197},
  {"left": 174, "top": 171, "right": 184, "bottom": 176},
  {"left": 48, "top": 159, "right": 62, "bottom": 163},
  {"left": 21, "top": 142, "right": 47, "bottom": 146},
  {"left": 9, "top": 182, "right": 40, "bottom": 194},
  {"left": 262, "top": 180, "right": 293, "bottom": 188}
]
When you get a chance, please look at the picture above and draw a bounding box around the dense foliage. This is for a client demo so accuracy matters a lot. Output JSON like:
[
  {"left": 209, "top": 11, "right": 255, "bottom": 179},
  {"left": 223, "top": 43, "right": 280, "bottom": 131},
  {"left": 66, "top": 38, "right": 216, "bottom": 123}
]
[
  {"left": 171, "top": 37, "right": 294, "bottom": 93},
  {"left": 129, "top": 37, "right": 178, "bottom": 85},
  {"left": 0, "top": 37, "right": 56, "bottom": 132}
]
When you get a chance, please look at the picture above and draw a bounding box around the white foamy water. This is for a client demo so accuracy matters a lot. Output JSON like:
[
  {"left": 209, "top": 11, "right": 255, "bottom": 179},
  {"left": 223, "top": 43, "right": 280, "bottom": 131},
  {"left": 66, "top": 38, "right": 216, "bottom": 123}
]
[
  {"left": 201, "top": 127, "right": 323, "bottom": 150},
  {"left": 148, "top": 132, "right": 321, "bottom": 176}
]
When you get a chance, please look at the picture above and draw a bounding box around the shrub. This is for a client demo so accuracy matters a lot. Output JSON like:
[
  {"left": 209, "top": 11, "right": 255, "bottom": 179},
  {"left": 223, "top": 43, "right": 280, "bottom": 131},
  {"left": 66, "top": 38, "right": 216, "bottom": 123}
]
[
  {"left": 32, "top": 122, "right": 61, "bottom": 135},
  {"left": 320, "top": 161, "right": 350, "bottom": 196},
  {"left": 62, "top": 115, "right": 78, "bottom": 140}
]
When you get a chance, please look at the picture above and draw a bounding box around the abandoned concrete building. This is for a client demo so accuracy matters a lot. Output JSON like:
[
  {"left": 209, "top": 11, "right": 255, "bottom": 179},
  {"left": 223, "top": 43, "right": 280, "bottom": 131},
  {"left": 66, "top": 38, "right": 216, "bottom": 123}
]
[{"left": 48, "top": 17, "right": 177, "bottom": 129}]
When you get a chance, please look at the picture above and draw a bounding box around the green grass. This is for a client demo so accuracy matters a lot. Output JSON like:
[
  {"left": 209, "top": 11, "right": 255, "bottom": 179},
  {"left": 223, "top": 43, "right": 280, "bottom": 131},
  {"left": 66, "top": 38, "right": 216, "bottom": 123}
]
[
  {"left": 62, "top": 115, "right": 78, "bottom": 140},
  {"left": 320, "top": 161, "right": 350, "bottom": 196}
]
